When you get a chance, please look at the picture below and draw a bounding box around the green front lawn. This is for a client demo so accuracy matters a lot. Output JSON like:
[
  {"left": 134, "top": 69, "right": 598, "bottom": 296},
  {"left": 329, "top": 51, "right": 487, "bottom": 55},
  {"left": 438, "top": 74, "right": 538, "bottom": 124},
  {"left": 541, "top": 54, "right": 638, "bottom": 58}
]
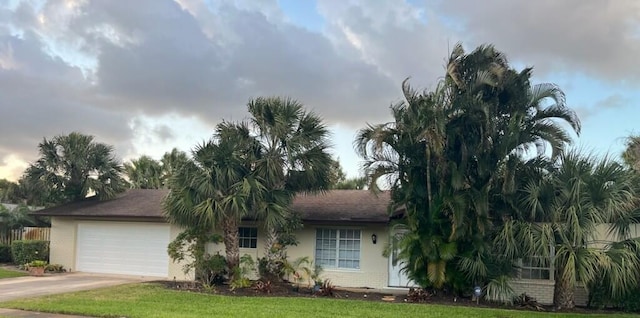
[
  {"left": 1, "top": 283, "right": 634, "bottom": 318},
  {"left": 0, "top": 268, "right": 26, "bottom": 279}
]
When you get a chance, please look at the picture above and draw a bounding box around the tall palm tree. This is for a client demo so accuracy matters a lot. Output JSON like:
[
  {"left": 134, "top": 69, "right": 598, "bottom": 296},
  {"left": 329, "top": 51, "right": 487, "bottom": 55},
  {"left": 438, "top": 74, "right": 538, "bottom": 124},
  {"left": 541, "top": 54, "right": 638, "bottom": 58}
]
[
  {"left": 24, "top": 132, "right": 126, "bottom": 205},
  {"left": 519, "top": 151, "right": 640, "bottom": 309},
  {"left": 163, "top": 122, "right": 289, "bottom": 273},
  {"left": 247, "top": 97, "right": 333, "bottom": 277},
  {"left": 124, "top": 155, "right": 163, "bottom": 189},
  {"left": 356, "top": 43, "right": 581, "bottom": 292}
]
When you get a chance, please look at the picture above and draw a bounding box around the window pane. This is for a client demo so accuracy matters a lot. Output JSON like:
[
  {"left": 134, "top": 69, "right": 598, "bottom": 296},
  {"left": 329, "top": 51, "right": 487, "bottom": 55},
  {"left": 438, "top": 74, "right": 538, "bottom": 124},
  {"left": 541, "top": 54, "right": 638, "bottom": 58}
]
[{"left": 239, "top": 227, "right": 258, "bottom": 248}]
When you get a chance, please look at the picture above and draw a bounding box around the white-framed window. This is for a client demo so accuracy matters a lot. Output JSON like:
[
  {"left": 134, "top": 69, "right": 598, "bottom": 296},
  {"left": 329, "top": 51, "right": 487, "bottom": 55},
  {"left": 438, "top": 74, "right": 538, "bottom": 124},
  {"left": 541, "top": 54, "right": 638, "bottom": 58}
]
[
  {"left": 315, "top": 229, "right": 361, "bottom": 269},
  {"left": 238, "top": 227, "right": 257, "bottom": 248},
  {"left": 518, "top": 247, "right": 554, "bottom": 280}
]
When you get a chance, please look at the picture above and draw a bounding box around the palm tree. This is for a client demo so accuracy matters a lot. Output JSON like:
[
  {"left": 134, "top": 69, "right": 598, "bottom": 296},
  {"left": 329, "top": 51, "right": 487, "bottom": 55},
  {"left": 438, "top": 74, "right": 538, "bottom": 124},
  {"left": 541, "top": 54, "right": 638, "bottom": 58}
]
[
  {"left": 355, "top": 43, "right": 581, "bottom": 292},
  {"left": 519, "top": 151, "right": 640, "bottom": 309},
  {"left": 161, "top": 148, "right": 189, "bottom": 186},
  {"left": 124, "top": 156, "right": 164, "bottom": 189},
  {"left": 247, "top": 97, "right": 333, "bottom": 277},
  {"left": 23, "top": 132, "right": 127, "bottom": 205},
  {"left": 164, "top": 122, "right": 283, "bottom": 272},
  {"left": 622, "top": 135, "right": 640, "bottom": 172}
]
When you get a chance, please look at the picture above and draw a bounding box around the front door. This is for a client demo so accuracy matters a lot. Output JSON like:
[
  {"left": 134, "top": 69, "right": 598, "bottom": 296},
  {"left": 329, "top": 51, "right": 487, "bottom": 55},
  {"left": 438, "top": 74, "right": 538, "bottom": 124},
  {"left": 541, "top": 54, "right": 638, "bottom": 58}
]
[{"left": 388, "top": 232, "right": 417, "bottom": 287}]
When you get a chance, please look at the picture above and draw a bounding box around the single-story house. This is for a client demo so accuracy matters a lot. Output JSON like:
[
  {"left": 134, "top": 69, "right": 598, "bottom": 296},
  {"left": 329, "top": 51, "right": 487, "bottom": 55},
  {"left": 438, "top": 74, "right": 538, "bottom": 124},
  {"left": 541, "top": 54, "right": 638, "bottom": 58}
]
[
  {"left": 31, "top": 189, "right": 635, "bottom": 305},
  {"left": 31, "top": 189, "right": 413, "bottom": 291}
]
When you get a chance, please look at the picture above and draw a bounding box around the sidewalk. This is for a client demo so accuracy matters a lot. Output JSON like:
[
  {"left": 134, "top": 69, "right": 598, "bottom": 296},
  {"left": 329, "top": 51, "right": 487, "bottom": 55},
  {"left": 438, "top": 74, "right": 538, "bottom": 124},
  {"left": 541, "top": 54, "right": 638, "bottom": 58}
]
[{"left": 0, "top": 308, "right": 93, "bottom": 317}]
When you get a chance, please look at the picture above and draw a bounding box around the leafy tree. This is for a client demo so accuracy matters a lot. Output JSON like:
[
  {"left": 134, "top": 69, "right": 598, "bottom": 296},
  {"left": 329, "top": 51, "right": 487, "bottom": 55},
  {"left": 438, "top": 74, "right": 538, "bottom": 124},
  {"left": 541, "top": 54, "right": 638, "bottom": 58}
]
[
  {"left": 124, "top": 155, "right": 164, "bottom": 189},
  {"left": 333, "top": 176, "right": 367, "bottom": 190},
  {"left": 23, "top": 132, "right": 127, "bottom": 205},
  {"left": 0, "top": 179, "right": 21, "bottom": 204},
  {"left": 248, "top": 97, "right": 333, "bottom": 278},
  {"left": 328, "top": 159, "right": 367, "bottom": 190},
  {"left": 356, "top": 43, "right": 581, "bottom": 295},
  {"left": 328, "top": 158, "right": 347, "bottom": 186},
  {"left": 0, "top": 204, "right": 48, "bottom": 242}
]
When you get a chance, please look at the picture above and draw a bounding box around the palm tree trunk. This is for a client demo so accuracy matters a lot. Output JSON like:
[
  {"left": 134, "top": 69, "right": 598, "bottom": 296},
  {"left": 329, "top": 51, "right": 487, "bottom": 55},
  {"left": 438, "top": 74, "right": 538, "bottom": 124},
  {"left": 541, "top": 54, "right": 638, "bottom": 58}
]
[
  {"left": 223, "top": 217, "right": 240, "bottom": 275},
  {"left": 426, "top": 147, "right": 433, "bottom": 214},
  {"left": 554, "top": 271, "right": 575, "bottom": 309},
  {"left": 263, "top": 227, "right": 285, "bottom": 280}
]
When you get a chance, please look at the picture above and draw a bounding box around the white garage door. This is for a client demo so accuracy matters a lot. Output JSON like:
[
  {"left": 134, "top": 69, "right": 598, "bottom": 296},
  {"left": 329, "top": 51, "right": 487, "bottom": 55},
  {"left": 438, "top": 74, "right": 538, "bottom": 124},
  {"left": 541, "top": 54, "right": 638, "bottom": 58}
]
[{"left": 76, "top": 222, "right": 170, "bottom": 277}]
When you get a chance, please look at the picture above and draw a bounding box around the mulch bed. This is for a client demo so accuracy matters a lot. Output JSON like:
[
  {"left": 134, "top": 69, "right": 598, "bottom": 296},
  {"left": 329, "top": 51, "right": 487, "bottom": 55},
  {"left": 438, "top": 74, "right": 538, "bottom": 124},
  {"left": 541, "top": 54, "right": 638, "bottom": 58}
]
[{"left": 159, "top": 280, "right": 631, "bottom": 315}]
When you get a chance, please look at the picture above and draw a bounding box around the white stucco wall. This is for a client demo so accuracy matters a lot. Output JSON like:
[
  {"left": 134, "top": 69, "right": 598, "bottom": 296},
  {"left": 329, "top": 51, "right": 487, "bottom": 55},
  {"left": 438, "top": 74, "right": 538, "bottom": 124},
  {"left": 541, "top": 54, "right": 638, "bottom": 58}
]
[
  {"left": 48, "top": 216, "right": 191, "bottom": 280},
  {"left": 206, "top": 222, "right": 391, "bottom": 289}
]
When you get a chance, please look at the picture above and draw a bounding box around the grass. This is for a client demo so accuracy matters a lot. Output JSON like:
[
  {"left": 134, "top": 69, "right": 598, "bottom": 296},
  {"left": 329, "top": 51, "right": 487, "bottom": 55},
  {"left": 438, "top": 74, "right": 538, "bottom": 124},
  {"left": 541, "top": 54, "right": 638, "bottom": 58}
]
[
  {"left": 0, "top": 283, "right": 636, "bottom": 318},
  {"left": 0, "top": 268, "right": 26, "bottom": 279}
]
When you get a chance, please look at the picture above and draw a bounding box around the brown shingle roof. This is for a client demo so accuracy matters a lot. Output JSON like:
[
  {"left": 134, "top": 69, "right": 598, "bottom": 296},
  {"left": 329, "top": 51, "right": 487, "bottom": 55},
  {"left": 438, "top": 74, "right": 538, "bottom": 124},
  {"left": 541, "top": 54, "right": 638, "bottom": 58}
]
[
  {"left": 32, "top": 189, "right": 392, "bottom": 223},
  {"left": 30, "top": 189, "right": 169, "bottom": 219},
  {"left": 292, "top": 190, "right": 391, "bottom": 223}
]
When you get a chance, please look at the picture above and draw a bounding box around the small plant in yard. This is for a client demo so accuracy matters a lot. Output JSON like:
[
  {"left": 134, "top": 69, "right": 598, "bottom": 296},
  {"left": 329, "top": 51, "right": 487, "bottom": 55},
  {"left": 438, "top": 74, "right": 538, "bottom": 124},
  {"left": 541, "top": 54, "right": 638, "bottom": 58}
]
[
  {"left": 230, "top": 254, "right": 255, "bottom": 291},
  {"left": 26, "top": 260, "right": 47, "bottom": 277},
  {"left": 252, "top": 280, "right": 272, "bottom": 294},
  {"left": 406, "top": 287, "right": 433, "bottom": 303},
  {"left": 317, "top": 279, "right": 335, "bottom": 297},
  {"left": 45, "top": 263, "right": 66, "bottom": 273},
  {"left": 281, "top": 256, "right": 311, "bottom": 291},
  {"left": 514, "top": 293, "right": 545, "bottom": 311},
  {"left": 308, "top": 263, "right": 323, "bottom": 292}
]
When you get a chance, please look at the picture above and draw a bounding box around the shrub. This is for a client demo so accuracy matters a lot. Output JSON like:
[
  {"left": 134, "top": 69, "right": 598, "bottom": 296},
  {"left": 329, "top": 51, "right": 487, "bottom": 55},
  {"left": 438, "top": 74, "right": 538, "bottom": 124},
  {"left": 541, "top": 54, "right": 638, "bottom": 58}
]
[
  {"left": 45, "top": 263, "right": 66, "bottom": 273},
  {"left": 406, "top": 287, "right": 433, "bottom": 303},
  {"left": 252, "top": 280, "right": 273, "bottom": 294},
  {"left": 0, "top": 244, "right": 11, "bottom": 263},
  {"left": 198, "top": 254, "right": 226, "bottom": 286},
  {"left": 10, "top": 240, "right": 49, "bottom": 265},
  {"left": 514, "top": 293, "right": 545, "bottom": 311},
  {"left": 27, "top": 260, "right": 48, "bottom": 268},
  {"left": 318, "top": 279, "right": 335, "bottom": 297}
]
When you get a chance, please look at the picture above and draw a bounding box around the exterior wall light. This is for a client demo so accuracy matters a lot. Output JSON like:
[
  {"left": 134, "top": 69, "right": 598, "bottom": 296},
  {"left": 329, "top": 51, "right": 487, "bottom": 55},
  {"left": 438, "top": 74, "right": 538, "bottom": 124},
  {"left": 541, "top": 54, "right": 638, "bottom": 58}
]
[{"left": 371, "top": 234, "right": 377, "bottom": 244}]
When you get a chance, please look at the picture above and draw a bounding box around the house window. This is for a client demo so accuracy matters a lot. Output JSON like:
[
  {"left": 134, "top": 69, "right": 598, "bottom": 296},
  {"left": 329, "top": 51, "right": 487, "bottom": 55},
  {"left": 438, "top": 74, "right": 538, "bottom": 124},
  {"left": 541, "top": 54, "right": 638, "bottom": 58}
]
[
  {"left": 315, "top": 229, "right": 361, "bottom": 269},
  {"left": 238, "top": 227, "right": 257, "bottom": 248},
  {"left": 519, "top": 247, "right": 554, "bottom": 280}
]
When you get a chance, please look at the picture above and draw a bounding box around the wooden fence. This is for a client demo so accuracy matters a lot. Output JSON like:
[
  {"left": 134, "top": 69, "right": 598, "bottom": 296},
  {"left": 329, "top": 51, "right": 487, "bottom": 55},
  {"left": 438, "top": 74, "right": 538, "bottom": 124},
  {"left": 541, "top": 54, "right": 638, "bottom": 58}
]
[{"left": 0, "top": 227, "right": 50, "bottom": 245}]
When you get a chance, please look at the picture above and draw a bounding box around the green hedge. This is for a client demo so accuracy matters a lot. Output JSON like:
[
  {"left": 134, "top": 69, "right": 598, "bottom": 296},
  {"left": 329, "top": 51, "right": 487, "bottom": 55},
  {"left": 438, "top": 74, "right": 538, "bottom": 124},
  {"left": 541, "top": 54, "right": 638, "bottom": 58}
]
[
  {"left": 10, "top": 240, "right": 49, "bottom": 265},
  {"left": 0, "top": 244, "right": 11, "bottom": 263}
]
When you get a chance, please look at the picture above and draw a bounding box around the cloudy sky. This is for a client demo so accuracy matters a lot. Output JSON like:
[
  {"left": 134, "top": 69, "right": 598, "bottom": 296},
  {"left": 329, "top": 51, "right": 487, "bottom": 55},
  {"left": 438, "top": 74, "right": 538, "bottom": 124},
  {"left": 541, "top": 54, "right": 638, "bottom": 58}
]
[{"left": 0, "top": 0, "right": 639, "bottom": 181}]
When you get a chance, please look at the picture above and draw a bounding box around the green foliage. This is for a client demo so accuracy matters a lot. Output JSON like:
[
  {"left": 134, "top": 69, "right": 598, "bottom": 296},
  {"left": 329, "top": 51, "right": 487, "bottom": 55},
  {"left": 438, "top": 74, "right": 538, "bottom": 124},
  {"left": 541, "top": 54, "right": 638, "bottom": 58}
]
[
  {"left": 10, "top": 240, "right": 49, "bottom": 265},
  {"left": 0, "top": 179, "right": 22, "bottom": 204},
  {"left": 0, "top": 204, "right": 47, "bottom": 243},
  {"left": 124, "top": 155, "right": 164, "bottom": 189},
  {"left": 622, "top": 135, "right": 640, "bottom": 172},
  {"left": 199, "top": 254, "right": 226, "bottom": 286},
  {"left": 166, "top": 228, "right": 222, "bottom": 284},
  {"left": 356, "top": 43, "right": 584, "bottom": 301},
  {"left": 0, "top": 244, "right": 11, "bottom": 263},
  {"left": 6, "top": 283, "right": 621, "bottom": 318},
  {"left": 230, "top": 254, "right": 255, "bottom": 290},
  {"left": 160, "top": 148, "right": 189, "bottom": 185},
  {"left": 164, "top": 98, "right": 332, "bottom": 275},
  {"left": 520, "top": 152, "right": 640, "bottom": 308},
  {"left": 45, "top": 263, "right": 66, "bottom": 273},
  {"left": 27, "top": 260, "right": 47, "bottom": 268},
  {"left": 23, "top": 132, "right": 127, "bottom": 205},
  {"left": 484, "top": 276, "right": 515, "bottom": 304}
]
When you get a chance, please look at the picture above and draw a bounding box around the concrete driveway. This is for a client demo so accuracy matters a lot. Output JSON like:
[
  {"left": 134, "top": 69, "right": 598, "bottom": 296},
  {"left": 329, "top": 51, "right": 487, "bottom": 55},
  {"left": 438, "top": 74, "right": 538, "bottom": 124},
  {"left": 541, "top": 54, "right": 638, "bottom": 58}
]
[{"left": 0, "top": 273, "right": 152, "bottom": 302}]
